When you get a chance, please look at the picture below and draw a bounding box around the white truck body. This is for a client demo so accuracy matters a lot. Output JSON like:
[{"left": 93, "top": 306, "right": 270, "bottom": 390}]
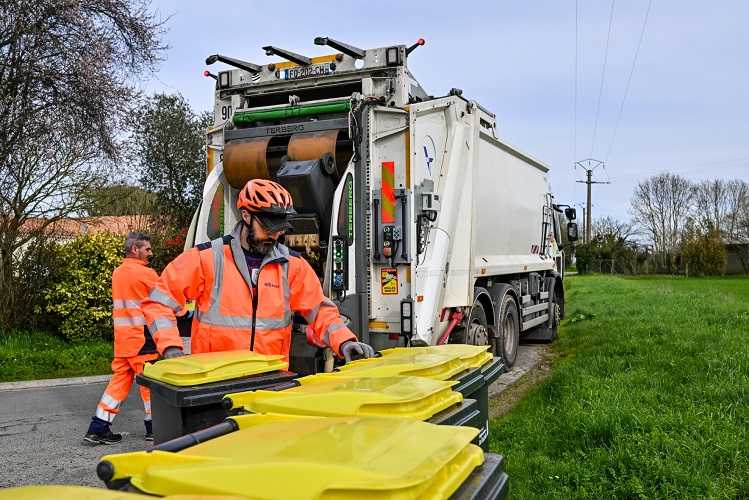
[{"left": 191, "top": 39, "right": 574, "bottom": 372}]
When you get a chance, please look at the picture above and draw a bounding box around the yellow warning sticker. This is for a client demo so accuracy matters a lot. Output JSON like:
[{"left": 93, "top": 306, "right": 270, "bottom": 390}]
[{"left": 381, "top": 268, "right": 398, "bottom": 295}]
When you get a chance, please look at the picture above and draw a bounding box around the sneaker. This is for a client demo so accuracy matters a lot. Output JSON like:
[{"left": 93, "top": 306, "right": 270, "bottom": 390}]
[
  {"left": 145, "top": 433, "right": 154, "bottom": 442},
  {"left": 83, "top": 430, "right": 122, "bottom": 445}
]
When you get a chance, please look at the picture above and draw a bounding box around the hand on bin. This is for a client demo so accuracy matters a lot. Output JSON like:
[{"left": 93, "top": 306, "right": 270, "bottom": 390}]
[
  {"left": 163, "top": 347, "right": 185, "bottom": 359},
  {"left": 340, "top": 340, "right": 375, "bottom": 362}
]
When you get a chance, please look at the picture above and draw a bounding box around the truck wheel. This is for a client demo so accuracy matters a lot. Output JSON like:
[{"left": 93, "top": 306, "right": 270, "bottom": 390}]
[
  {"left": 549, "top": 291, "right": 561, "bottom": 342},
  {"left": 465, "top": 301, "right": 489, "bottom": 346},
  {"left": 497, "top": 293, "right": 519, "bottom": 369}
]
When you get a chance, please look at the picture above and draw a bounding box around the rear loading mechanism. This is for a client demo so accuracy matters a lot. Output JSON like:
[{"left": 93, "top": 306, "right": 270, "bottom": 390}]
[{"left": 193, "top": 37, "right": 577, "bottom": 374}]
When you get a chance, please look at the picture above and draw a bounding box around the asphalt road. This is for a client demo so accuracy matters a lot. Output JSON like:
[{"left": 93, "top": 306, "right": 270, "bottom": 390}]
[
  {"left": 0, "top": 342, "right": 543, "bottom": 490},
  {"left": 0, "top": 379, "right": 153, "bottom": 489}
]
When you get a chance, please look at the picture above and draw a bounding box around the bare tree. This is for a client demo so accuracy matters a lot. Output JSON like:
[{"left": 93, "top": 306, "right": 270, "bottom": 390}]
[
  {"left": 694, "top": 179, "right": 730, "bottom": 235},
  {"left": 0, "top": 0, "right": 168, "bottom": 330},
  {"left": 593, "top": 216, "right": 636, "bottom": 242},
  {"left": 724, "top": 179, "right": 749, "bottom": 243},
  {"left": 629, "top": 172, "right": 694, "bottom": 273}
]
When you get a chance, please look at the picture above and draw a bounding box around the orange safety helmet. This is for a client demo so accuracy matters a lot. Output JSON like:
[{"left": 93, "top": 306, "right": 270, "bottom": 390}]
[{"left": 237, "top": 179, "right": 295, "bottom": 215}]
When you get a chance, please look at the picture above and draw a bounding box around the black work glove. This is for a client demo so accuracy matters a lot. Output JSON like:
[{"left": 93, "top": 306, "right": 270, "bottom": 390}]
[
  {"left": 163, "top": 347, "right": 185, "bottom": 359},
  {"left": 340, "top": 340, "right": 375, "bottom": 362}
]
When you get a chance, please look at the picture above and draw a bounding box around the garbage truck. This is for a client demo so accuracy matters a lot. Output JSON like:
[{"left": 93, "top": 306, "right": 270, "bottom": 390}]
[{"left": 188, "top": 37, "right": 578, "bottom": 373}]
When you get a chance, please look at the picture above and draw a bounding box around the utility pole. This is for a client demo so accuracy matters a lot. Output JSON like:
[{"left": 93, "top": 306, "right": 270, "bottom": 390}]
[{"left": 575, "top": 159, "right": 609, "bottom": 243}]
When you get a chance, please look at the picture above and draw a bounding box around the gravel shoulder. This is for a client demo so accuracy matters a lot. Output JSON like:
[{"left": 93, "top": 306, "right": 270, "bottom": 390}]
[{"left": 487, "top": 343, "right": 552, "bottom": 419}]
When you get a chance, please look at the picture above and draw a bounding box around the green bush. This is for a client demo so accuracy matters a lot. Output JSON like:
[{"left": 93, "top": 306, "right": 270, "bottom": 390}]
[
  {"left": 0, "top": 234, "right": 63, "bottom": 333},
  {"left": 45, "top": 232, "right": 122, "bottom": 342},
  {"left": 681, "top": 221, "right": 727, "bottom": 277}
]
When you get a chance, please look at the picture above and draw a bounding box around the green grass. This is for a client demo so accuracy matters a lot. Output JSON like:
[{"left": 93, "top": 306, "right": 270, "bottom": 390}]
[
  {"left": 0, "top": 331, "right": 114, "bottom": 382},
  {"left": 489, "top": 275, "right": 749, "bottom": 498}
]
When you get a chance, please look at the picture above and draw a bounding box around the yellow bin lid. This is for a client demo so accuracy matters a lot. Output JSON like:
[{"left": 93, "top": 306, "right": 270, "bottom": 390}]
[
  {"left": 379, "top": 345, "right": 493, "bottom": 369},
  {"left": 224, "top": 375, "right": 462, "bottom": 420},
  {"left": 101, "top": 415, "right": 483, "bottom": 499},
  {"left": 142, "top": 350, "right": 287, "bottom": 386},
  {"left": 326, "top": 351, "right": 470, "bottom": 380},
  {"left": 0, "top": 485, "right": 148, "bottom": 499}
]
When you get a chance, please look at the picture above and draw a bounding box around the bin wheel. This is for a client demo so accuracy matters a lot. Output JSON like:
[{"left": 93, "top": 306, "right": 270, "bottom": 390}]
[{"left": 497, "top": 293, "right": 519, "bottom": 369}]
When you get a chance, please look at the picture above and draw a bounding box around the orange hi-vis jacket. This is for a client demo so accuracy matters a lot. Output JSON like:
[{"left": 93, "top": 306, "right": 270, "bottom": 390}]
[
  {"left": 112, "top": 258, "right": 159, "bottom": 358},
  {"left": 142, "top": 222, "right": 356, "bottom": 361}
]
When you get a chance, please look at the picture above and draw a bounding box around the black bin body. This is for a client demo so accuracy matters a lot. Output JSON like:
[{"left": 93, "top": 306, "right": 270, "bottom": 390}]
[
  {"left": 426, "top": 398, "right": 482, "bottom": 433},
  {"left": 288, "top": 331, "right": 325, "bottom": 376},
  {"left": 450, "top": 453, "right": 509, "bottom": 500},
  {"left": 136, "top": 370, "right": 297, "bottom": 444},
  {"left": 462, "top": 358, "right": 505, "bottom": 451},
  {"left": 448, "top": 366, "right": 491, "bottom": 451}
]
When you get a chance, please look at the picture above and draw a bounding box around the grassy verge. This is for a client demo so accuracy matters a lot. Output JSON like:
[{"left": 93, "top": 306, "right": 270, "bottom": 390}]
[
  {"left": 489, "top": 275, "right": 749, "bottom": 498},
  {"left": 0, "top": 331, "right": 113, "bottom": 382}
]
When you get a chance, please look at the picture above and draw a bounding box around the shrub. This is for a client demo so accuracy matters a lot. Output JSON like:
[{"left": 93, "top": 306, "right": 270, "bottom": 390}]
[
  {"left": 45, "top": 232, "right": 122, "bottom": 342},
  {"left": 0, "top": 234, "right": 63, "bottom": 333},
  {"left": 150, "top": 227, "right": 187, "bottom": 273},
  {"left": 681, "top": 221, "right": 727, "bottom": 277}
]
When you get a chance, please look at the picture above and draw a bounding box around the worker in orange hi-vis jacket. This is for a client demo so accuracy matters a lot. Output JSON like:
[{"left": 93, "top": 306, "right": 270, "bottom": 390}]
[
  {"left": 141, "top": 179, "right": 375, "bottom": 364},
  {"left": 83, "top": 232, "right": 161, "bottom": 445}
]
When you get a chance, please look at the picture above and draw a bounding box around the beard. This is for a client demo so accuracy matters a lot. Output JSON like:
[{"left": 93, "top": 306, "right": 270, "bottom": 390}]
[{"left": 247, "top": 222, "right": 275, "bottom": 255}]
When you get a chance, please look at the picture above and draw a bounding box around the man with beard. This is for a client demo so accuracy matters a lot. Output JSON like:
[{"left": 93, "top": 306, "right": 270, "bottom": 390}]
[{"left": 141, "top": 179, "right": 374, "bottom": 364}]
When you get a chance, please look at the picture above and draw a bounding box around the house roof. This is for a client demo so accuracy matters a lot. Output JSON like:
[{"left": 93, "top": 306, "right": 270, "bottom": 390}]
[{"left": 19, "top": 216, "right": 157, "bottom": 238}]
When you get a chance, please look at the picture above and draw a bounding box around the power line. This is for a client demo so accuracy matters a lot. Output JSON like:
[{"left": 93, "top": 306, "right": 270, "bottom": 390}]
[
  {"left": 607, "top": 159, "right": 749, "bottom": 182},
  {"left": 590, "top": 0, "right": 616, "bottom": 159},
  {"left": 604, "top": 0, "right": 653, "bottom": 162},
  {"left": 575, "top": 0, "right": 578, "bottom": 165}
]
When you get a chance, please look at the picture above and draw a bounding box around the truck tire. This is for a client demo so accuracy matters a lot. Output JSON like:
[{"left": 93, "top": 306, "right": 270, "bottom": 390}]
[
  {"left": 549, "top": 289, "right": 561, "bottom": 342},
  {"left": 546, "top": 276, "right": 560, "bottom": 343},
  {"left": 497, "top": 293, "right": 519, "bottom": 369},
  {"left": 465, "top": 300, "right": 489, "bottom": 346}
]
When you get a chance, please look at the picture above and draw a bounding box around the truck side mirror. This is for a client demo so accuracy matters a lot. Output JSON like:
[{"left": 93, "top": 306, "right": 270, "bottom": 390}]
[
  {"left": 567, "top": 222, "right": 579, "bottom": 242},
  {"left": 564, "top": 208, "right": 577, "bottom": 220}
]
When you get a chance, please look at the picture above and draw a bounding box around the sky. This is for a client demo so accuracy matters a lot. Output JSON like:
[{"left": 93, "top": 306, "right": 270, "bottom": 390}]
[{"left": 145, "top": 0, "right": 749, "bottom": 223}]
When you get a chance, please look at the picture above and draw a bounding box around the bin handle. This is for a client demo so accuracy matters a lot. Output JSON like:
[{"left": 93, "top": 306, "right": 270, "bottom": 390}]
[{"left": 148, "top": 419, "right": 239, "bottom": 453}]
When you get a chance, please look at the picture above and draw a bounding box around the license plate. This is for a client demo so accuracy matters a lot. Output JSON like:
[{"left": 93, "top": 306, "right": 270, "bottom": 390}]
[{"left": 279, "top": 63, "right": 331, "bottom": 80}]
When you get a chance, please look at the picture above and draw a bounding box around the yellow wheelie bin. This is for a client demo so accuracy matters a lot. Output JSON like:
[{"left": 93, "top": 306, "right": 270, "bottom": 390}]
[
  {"left": 97, "top": 414, "right": 508, "bottom": 499},
  {"left": 135, "top": 350, "right": 297, "bottom": 444}
]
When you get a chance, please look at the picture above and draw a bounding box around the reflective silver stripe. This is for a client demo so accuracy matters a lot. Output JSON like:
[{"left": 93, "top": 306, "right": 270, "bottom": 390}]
[
  {"left": 113, "top": 299, "right": 141, "bottom": 309},
  {"left": 144, "top": 401, "right": 151, "bottom": 413},
  {"left": 150, "top": 317, "right": 177, "bottom": 333},
  {"left": 304, "top": 305, "right": 320, "bottom": 324},
  {"left": 323, "top": 321, "right": 347, "bottom": 345},
  {"left": 257, "top": 317, "right": 292, "bottom": 330},
  {"left": 144, "top": 414, "right": 152, "bottom": 420},
  {"left": 96, "top": 407, "right": 115, "bottom": 422},
  {"left": 326, "top": 322, "right": 347, "bottom": 334},
  {"left": 305, "top": 300, "right": 337, "bottom": 325},
  {"left": 210, "top": 238, "right": 225, "bottom": 315},
  {"left": 230, "top": 222, "right": 254, "bottom": 291},
  {"left": 100, "top": 392, "right": 121, "bottom": 410},
  {"left": 113, "top": 317, "right": 146, "bottom": 327},
  {"left": 281, "top": 261, "right": 292, "bottom": 326},
  {"left": 195, "top": 310, "right": 291, "bottom": 329},
  {"left": 148, "top": 288, "right": 183, "bottom": 313}
]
